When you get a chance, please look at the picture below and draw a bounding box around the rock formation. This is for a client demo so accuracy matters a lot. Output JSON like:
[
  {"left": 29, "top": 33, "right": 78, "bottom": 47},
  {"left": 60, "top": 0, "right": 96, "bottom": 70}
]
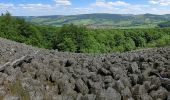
[{"left": 0, "top": 37, "right": 169, "bottom": 100}]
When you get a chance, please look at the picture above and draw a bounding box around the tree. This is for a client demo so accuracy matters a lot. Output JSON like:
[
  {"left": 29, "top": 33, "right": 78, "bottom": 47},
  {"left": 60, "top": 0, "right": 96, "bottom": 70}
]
[
  {"left": 57, "top": 37, "right": 77, "bottom": 52},
  {"left": 124, "top": 37, "right": 136, "bottom": 51}
]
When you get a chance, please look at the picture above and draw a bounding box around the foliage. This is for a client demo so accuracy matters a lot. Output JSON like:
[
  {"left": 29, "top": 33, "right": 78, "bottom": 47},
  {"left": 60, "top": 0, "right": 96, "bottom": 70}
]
[
  {"left": 0, "top": 12, "right": 58, "bottom": 48},
  {"left": 0, "top": 12, "right": 170, "bottom": 53}
]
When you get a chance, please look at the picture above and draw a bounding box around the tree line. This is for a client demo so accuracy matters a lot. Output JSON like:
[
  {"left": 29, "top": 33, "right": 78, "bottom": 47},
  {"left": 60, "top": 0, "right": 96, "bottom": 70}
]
[{"left": 0, "top": 12, "right": 170, "bottom": 53}]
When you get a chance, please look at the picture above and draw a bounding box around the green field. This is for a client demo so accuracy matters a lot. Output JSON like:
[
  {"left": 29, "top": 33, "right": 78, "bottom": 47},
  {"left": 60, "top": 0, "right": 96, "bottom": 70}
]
[{"left": 22, "top": 13, "right": 170, "bottom": 28}]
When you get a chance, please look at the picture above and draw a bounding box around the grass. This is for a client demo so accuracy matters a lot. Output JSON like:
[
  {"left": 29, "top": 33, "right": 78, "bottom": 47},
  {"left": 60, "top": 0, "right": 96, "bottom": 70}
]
[
  {"left": 8, "top": 80, "right": 30, "bottom": 100},
  {"left": 0, "top": 96, "right": 3, "bottom": 100}
]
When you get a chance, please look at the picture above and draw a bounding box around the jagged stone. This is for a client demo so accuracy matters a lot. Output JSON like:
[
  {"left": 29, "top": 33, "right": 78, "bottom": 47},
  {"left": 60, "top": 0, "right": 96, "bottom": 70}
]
[
  {"left": 4, "top": 96, "right": 20, "bottom": 100},
  {"left": 75, "top": 78, "right": 89, "bottom": 94},
  {"left": 0, "top": 38, "right": 170, "bottom": 99},
  {"left": 0, "top": 86, "right": 6, "bottom": 97},
  {"left": 121, "top": 86, "right": 132, "bottom": 100},
  {"left": 141, "top": 94, "right": 153, "bottom": 100},
  {"left": 149, "top": 76, "right": 161, "bottom": 91},
  {"left": 115, "top": 79, "right": 125, "bottom": 92},
  {"left": 132, "top": 84, "right": 147, "bottom": 100},
  {"left": 131, "top": 62, "right": 140, "bottom": 74},
  {"left": 150, "top": 87, "right": 168, "bottom": 100},
  {"left": 104, "top": 76, "right": 113, "bottom": 83},
  {"left": 81, "top": 94, "right": 96, "bottom": 100},
  {"left": 96, "top": 87, "right": 121, "bottom": 100}
]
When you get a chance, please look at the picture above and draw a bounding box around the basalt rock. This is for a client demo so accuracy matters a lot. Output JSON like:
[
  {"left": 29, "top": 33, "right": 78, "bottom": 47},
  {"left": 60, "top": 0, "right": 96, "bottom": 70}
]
[{"left": 0, "top": 37, "right": 170, "bottom": 100}]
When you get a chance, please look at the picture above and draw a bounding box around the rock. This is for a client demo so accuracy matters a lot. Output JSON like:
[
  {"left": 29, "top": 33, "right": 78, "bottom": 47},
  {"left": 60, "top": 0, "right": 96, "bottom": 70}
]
[
  {"left": 51, "top": 71, "right": 63, "bottom": 82},
  {"left": 149, "top": 76, "right": 161, "bottom": 91},
  {"left": 4, "top": 66, "right": 15, "bottom": 75},
  {"left": 76, "top": 94, "right": 83, "bottom": 100},
  {"left": 52, "top": 95, "right": 75, "bottom": 100},
  {"left": 150, "top": 87, "right": 168, "bottom": 100},
  {"left": 104, "top": 76, "right": 113, "bottom": 83},
  {"left": 110, "top": 66, "right": 125, "bottom": 80},
  {"left": 0, "top": 86, "right": 6, "bottom": 97},
  {"left": 4, "top": 95, "right": 20, "bottom": 100},
  {"left": 90, "top": 82, "right": 103, "bottom": 94},
  {"left": 121, "top": 87, "right": 132, "bottom": 100},
  {"left": 167, "top": 93, "right": 170, "bottom": 100},
  {"left": 130, "top": 62, "right": 140, "bottom": 74},
  {"left": 0, "top": 38, "right": 170, "bottom": 99},
  {"left": 115, "top": 79, "right": 125, "bottom": 92},
  {"left": 0, "top": 72, "right": 7, "bottom": 85},
  {"left": 160, "top": 77, "right": 170, "bottom": 91},
  {"left": 62, "top": 95, "right": 75, "bottom": 100},
  {"left": 142, "top": 67, "right": 152, "bottom": 80},
  {"left": 90, "top": 75, "right": 101, "bottom": 82},
  {"left": 98, "top": 68, "right": 110, "bottom": 75},
  {"left": 82, "top": 94, "right": 96, "bottom": 100},
  {"left": 58, "top": 80, "right": 75, "bottom": 95},
  {"left": 132, "top": 85, "right": 147, "bottom": 100},
  {"left": 75, "top": 79, "right": 89, "bottom": 94},
  {"left": 96, "top": 87, "right": 121, "bottom": 100},
  {"left": 141, "top": 94, "right": 153, "bottom": 100},
  {"left": 52, "top": 95, "right": 62, "bottom": 100}
]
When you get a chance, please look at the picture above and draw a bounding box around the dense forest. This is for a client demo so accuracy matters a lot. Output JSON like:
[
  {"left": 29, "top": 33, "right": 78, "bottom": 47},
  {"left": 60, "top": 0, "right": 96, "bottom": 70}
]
[{"left": 0, "top": 12, "right": 170, "bottom": 53}]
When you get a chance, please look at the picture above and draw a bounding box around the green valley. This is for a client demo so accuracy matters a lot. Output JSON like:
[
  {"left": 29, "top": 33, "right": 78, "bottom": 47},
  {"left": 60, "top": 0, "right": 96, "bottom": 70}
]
[{"left": 23, "top": 13, "right": 170, "bottom": 28}]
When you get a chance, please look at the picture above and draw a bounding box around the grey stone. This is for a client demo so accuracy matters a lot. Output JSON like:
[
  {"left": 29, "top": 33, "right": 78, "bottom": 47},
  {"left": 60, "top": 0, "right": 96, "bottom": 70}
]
[
  {"left": 97, "top": 87, "right": 121, "bottom": 100},
  {"left": 121, "top": 87, "right": 132, "bottom": 100},
  {"left": 4, "top": 95, "right": 20, "bottom": 100},
  {"left": 131, "top": 62, "right": 140, "bottom": 74},
  {"left": 150, "top": 87, "right": 168, "bottom": 100},
  {"left": 0, "top": 37, "right": 170, "bottom": 100},
  {"left": 75, "top": 79, "right": 89, "bottom": 94},
  {"left": 82, "top": 94, "right": 96, "bottom": 100},
  {"left": 141, "top": 94, "right": 153, "bottom": 100}
]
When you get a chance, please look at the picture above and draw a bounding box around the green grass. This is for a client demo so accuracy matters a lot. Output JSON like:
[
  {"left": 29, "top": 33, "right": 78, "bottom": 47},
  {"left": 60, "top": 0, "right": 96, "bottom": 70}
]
[{"left": 8, "top": 81, "right": 30, "bottom": 100}]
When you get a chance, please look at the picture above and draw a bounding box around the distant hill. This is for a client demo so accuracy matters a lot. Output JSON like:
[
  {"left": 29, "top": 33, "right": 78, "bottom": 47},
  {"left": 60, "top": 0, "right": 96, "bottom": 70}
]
[
  {"left": 158, "top": 21, "right": 170, "bottom": 28},
  {"left": 22, "top": 13, "right": 170, "bottom": 28}
]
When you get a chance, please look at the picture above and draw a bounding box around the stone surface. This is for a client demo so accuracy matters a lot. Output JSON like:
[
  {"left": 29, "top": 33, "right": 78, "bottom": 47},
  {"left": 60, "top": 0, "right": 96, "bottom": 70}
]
[{"left": 0, "top": 37, "right": 169, "bottom": 99}]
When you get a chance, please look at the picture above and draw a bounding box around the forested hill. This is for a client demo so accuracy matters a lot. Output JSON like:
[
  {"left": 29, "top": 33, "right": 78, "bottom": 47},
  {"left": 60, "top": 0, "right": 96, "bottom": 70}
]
[
  {"left": 23, "top": 13, "right": 170, "bottom": 28},
  {"left": 1, "top": 12, "right": 170, "bottom": 53}
]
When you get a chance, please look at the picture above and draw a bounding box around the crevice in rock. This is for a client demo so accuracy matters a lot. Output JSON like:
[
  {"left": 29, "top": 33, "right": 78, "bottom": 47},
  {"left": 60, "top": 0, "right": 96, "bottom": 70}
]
[
  {"left": 49, "top": 75, "right": 55, "bottom": 83},
  {"left": 65, "top": 60, "right": 73, "bottom": 67}
]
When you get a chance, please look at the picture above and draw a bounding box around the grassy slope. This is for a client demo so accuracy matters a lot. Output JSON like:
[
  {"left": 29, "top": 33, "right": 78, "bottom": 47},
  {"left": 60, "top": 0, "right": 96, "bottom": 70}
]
[{"left": 23, "top": 13, "right": 170, "bottom": 28}]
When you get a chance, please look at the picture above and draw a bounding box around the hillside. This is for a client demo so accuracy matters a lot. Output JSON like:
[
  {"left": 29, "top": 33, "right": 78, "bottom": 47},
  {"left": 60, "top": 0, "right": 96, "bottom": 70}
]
[
  {"left": 0, "top": 37, "right": 170, "bottom": 99},
  {"left": 158, "top": 21, "right": 170, "bottom": 28},
  {"left": 23, "top": 13, "right": 170, "bottom": 28}
]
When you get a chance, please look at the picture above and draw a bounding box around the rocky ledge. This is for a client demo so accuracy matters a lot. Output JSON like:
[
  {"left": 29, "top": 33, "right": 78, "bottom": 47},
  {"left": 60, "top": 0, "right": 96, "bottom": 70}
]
[{"left": 0, "top": 37, "right": 170, "bottom": 100}]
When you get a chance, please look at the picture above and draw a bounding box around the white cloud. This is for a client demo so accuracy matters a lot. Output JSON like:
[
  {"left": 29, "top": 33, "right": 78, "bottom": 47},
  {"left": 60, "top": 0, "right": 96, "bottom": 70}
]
[
  {"left": 74, "top": 8, "right": 92, "bottom": 14},
  {"left": 108, "top": 1, "right": 130, "bottom": 6},
  {"left": 0, "top": 3, "right": 14, "bottom": 8},
  {"left": 19, "top": 4, "right": 53, "bottom": 10},
  {"left": 91, "top": 0, "right": 130, "bottom": 8},
  {"left": 54, "top": 0, "right": 71, "bottom": 6},
  {"left": 1, "top": 0, "right": 170, "bottom": 16},
  {"left": 149, "top": 0, "right": 170, "bottom": 6}
]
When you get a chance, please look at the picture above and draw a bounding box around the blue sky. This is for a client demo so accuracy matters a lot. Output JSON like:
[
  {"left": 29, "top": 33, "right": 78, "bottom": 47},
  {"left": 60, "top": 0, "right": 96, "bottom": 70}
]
[{"left": 0, "top": 0, "right": 170, "bottom": 16}]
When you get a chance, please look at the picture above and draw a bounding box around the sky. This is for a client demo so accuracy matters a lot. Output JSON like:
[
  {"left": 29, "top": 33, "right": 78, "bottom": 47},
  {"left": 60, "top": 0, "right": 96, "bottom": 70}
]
[{"left": 0, "top": 0, "right": 170, "bottom": 16}]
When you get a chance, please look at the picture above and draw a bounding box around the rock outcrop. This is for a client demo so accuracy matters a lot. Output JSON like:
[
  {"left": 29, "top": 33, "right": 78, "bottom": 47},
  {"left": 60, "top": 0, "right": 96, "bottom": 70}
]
[{"left": 0, "top": 37, "right": 169, "bottom": 100}]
